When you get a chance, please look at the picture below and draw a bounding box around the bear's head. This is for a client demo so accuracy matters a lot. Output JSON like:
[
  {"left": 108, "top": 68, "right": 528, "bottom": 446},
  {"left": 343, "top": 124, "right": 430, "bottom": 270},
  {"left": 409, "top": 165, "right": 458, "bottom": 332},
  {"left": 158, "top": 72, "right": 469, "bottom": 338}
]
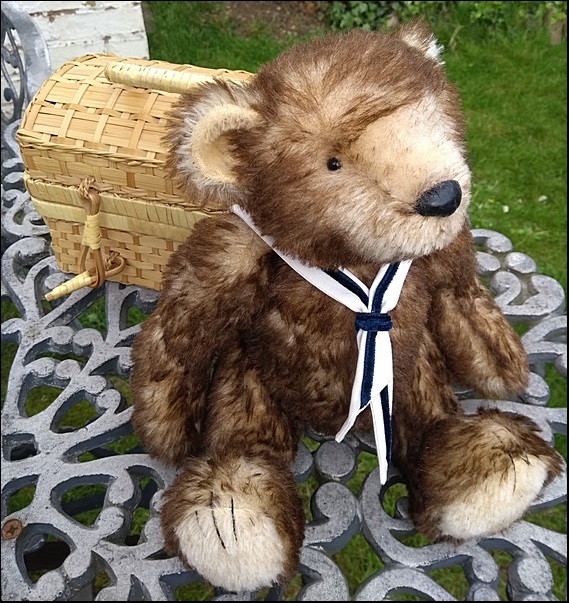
[{"left": 167, "top": 19, "right": 471, "bottom": 270}]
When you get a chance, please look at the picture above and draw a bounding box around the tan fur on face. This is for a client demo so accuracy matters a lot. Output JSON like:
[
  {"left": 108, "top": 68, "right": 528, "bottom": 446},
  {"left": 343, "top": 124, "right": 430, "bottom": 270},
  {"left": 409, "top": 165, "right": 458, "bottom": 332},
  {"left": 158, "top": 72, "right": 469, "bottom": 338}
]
[{"left": 320, "top": 94, "right": 471, "bottom": 265}]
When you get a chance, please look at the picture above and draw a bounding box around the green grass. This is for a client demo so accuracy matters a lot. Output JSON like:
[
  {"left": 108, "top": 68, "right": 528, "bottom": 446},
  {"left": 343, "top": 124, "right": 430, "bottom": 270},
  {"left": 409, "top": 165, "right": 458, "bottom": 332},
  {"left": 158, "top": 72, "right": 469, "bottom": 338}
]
[
  {"left": 2, "top": 1, "right": 566, "bottom": 599},
  {"left": 442, "top": 29, "right": 567, "bottom": 292},
  {"left": 143, "top": 0, "right": 287, "bottom": 71}
]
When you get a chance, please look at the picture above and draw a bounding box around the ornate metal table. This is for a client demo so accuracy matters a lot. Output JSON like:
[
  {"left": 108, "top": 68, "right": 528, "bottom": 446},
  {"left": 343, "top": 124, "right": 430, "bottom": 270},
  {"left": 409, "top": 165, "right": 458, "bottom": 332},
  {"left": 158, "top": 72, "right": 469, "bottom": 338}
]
[{"left": 1, "top": 2, "right": 566, "bottom": 601}]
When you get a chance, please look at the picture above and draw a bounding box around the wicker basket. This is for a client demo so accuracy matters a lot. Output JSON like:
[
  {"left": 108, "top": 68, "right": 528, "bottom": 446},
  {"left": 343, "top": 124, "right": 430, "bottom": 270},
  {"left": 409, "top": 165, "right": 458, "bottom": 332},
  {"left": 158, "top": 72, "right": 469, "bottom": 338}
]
[{"left": 16, "top": 53, "right": 254, "bottom": 298}]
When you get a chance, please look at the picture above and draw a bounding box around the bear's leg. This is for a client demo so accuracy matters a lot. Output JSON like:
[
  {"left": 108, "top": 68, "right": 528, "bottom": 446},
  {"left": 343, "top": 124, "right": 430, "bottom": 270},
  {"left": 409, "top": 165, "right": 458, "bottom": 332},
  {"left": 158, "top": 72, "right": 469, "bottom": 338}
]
[
  {"left": 393, "top": 332, "right": 563, "bottom": 542},
  {"left": 159, "top": 350, "right": 305, "bottom": 593},
  {"left": 408, "top": 408, "right": 563, "bottom": 541}
]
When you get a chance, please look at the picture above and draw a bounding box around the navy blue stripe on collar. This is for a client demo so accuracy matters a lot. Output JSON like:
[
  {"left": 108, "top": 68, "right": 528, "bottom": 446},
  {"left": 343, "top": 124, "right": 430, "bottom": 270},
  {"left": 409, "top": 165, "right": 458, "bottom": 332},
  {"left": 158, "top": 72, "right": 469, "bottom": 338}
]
[
  {"left": 324, "top": 269, "right": 369, "bottom": 306},
  {"left": 371, "top": 262, "right": 400, "bottom": 312},
  {"left": 380, "top": 385, "right": 392, "bottom": 463}
]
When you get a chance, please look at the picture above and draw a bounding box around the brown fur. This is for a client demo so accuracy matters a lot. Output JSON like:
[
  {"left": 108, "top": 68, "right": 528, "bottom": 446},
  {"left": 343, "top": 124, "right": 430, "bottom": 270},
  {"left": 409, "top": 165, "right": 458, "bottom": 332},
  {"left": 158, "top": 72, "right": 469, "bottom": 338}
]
[
  {"left": 408, "top": 408, "right": 563, "bottom": 542},
  {"left": 131, "top": 20, "right": 562, "bottom": 592}
]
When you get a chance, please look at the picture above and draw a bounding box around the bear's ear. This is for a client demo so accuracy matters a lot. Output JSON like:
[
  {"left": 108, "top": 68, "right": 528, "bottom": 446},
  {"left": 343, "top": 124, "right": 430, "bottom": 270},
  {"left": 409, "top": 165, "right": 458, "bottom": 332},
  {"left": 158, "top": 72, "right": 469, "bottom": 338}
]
[
  {"left": 166, "top": 80, "right": 261, "bottom": 207},
  {"left": 190, "top": 101, "right": 259, "bottom": 185},
  {"left": 394, "top": 18, "right": 444, "bottom": 65}
]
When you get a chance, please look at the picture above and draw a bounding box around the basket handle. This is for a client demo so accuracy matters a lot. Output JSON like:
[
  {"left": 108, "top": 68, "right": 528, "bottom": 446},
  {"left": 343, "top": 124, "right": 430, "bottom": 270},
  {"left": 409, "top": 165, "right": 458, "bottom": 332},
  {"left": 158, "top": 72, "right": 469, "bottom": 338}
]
[
  {"left": 45, "top": 177, "right": 126, "bottom": 302},
  {"left": 104, "top": 61, "right": 253, "bottom": 94},
  {"left": 104, "top": 61, "right": 213, "bottom": 94}
]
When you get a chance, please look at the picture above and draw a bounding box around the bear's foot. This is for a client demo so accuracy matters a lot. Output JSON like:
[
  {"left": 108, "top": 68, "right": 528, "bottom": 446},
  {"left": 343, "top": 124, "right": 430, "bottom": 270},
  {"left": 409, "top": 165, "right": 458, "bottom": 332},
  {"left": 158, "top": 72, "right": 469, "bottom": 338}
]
[
  {"left": 160, "top": 456, "right": 304, "bottom": 592},
  {"left": 410, "top": 408, "right": 563, "bottom": 542}
]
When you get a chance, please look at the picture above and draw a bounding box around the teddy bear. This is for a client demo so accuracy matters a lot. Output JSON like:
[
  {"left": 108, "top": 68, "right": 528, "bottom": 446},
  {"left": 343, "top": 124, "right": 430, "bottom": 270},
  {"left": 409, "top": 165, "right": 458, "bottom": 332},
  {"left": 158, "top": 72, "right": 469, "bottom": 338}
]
[{"left": 129, "top": 19, "right": 563, "bottom": 593}]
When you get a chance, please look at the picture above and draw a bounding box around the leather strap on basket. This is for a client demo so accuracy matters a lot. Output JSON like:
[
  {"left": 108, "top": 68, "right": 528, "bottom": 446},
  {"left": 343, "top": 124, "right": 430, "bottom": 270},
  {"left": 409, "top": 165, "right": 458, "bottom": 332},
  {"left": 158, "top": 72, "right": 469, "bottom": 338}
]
[{"left": 45, "top": 177, "right": 125, "bottom": 301}]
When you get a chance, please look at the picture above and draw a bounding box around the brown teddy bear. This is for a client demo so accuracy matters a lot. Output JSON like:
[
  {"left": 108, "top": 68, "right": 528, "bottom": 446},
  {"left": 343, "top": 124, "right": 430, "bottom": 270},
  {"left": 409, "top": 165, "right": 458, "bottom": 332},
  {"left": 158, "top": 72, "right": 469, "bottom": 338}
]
[{"left": 130, "top": 19, "right": 562, "bottom": 593}]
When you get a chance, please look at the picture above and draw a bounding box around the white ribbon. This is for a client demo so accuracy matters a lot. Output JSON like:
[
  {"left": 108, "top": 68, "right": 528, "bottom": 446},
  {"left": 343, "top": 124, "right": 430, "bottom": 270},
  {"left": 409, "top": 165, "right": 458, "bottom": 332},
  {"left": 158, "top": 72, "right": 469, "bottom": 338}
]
[{"left": 231, "top": 205, "right": 411, "bottom": 484}]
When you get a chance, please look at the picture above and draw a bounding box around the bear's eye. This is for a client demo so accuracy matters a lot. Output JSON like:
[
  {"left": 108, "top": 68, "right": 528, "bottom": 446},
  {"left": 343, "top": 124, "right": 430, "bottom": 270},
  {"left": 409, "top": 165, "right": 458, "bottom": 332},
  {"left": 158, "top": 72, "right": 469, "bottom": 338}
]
[{"left": 327, "top": 157, "right": 342, "bottom": 171}]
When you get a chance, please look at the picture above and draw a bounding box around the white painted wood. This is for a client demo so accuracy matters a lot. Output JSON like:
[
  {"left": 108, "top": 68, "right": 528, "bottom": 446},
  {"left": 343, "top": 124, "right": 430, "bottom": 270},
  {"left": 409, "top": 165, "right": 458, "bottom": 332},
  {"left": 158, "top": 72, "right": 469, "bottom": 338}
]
[{"left": 17, "top": 1, "right": 149, "bottom": 70}]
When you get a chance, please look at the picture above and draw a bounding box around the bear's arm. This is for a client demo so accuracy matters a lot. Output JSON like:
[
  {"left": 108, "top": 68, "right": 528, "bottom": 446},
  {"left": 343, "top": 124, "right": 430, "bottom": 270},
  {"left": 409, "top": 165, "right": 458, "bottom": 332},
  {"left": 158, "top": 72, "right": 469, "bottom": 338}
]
[
  {"left": 428, "top": 227, "right": 529, "bottom": 399},
  {"left": 130, "top": 213, "right": 271, "bottom": 465}
]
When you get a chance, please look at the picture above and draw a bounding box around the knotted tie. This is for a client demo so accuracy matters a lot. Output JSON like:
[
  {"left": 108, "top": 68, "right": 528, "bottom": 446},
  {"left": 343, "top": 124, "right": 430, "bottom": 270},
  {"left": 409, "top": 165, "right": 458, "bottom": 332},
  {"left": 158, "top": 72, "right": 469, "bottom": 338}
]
[{"left": 231, "top": 205, "right": 412, "bottom": 485}]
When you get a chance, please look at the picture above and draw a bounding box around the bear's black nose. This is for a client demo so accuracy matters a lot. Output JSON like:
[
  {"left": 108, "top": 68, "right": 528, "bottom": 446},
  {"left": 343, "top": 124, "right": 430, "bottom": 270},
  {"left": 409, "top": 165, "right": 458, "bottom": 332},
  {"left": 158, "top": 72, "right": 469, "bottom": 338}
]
[{"left": 416, "top": 180, "right": 462, "bottom": 217}]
